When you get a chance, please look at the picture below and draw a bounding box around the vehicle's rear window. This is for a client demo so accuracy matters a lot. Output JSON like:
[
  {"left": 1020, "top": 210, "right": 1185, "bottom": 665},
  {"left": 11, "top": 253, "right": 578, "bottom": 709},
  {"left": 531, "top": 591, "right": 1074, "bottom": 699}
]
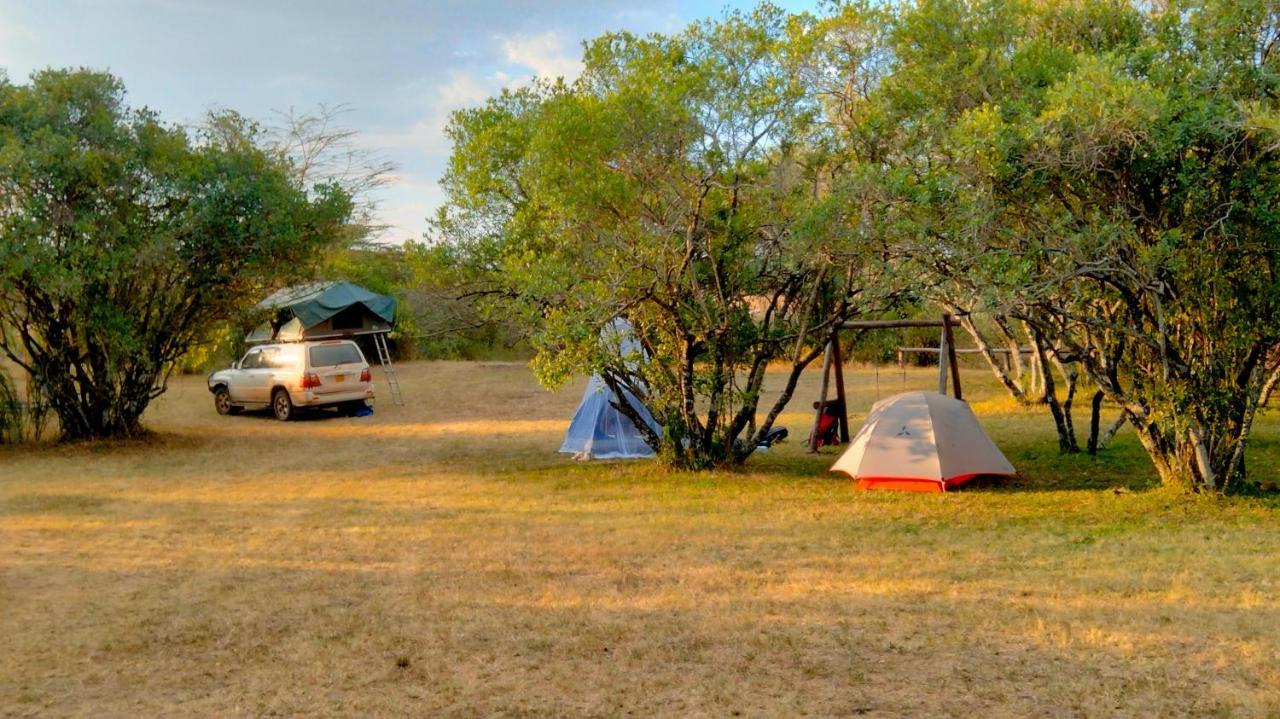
[{"left": 309, "top": 343, "right": 363, "bottom": 367}]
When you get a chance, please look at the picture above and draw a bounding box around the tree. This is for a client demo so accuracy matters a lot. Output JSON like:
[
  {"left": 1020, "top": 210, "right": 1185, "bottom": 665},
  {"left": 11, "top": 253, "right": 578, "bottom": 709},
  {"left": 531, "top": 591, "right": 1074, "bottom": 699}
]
[
  {"left": 268, "top": 103, "right": 396, "bottom": 243},
  {"left": 826, "top": 0, "right": 1280, "bottom": 491},
  {"left": 0, "top": 69, "right": 353, "bottom": 440},
  {"left": 437, "top": 6, "right": 891, "bottom": 469}
]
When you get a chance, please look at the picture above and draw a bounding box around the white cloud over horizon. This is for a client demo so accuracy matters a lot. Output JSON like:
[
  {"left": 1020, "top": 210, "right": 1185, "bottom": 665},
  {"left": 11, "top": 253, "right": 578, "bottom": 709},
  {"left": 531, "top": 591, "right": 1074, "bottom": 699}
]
[
  {"left": 0, "top": 0, "right": 815, "bottom": 245},
  {"left": 499, "top": 30, "right": 585, "bottom": 83}
]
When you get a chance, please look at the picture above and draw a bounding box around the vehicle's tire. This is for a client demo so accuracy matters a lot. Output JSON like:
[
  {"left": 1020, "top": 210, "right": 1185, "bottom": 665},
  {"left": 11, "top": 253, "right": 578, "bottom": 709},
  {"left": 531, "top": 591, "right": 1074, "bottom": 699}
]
[
  {"left": 272, "top": 389, "right": 295, "bottom": 421},
  {"left": 339, "top": 400, "right": 368, "bottom": 415},
  {"left": 213, "top": 387, "right": 239, "bottom": 416}
]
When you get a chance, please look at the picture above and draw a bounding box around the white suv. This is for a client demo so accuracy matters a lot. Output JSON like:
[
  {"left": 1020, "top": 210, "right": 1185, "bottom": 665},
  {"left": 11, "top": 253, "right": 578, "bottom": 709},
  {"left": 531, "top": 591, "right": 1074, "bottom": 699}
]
[{"left": 207, "top": 340, "right": 374, "bottom": 420}]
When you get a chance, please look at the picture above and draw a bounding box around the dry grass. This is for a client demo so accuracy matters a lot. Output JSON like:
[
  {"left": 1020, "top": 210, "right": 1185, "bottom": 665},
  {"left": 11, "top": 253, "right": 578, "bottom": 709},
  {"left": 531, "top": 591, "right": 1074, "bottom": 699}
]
[{"left": 2, "top": 361, "right": 1279, "bottom": 717}]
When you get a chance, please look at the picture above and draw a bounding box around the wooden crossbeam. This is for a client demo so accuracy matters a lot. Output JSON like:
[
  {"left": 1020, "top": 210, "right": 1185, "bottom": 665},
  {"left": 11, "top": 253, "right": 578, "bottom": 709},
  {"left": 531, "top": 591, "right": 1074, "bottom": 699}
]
[
  {"left": 810, "top": 314, "right": 964, "bottom": 453},
  {"left": 896, "top": 347, "right": 1033, "bottom": 354},
  {"left": 838, "top": 318, "right": 961, "bottom": 330}
]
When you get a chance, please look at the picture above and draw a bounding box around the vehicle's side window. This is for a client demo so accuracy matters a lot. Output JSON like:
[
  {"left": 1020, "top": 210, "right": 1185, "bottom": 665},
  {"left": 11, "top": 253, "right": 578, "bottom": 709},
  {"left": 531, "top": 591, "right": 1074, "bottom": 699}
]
[
  {"left": 268, "top": 348, "right": 300, "bottom": 370},
  {"left": 240, "top": 350, "right": 263, "bottom": 369}
]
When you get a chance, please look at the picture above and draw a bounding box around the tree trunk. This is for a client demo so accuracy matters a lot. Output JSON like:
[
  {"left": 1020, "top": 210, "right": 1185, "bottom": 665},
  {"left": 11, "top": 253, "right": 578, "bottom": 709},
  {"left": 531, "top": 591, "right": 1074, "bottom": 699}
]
[
  {"left": 993, "top": 315, "right": 1029, "bottom": 393},
  {"left": 954, "top": 311, "right": 1028, "bottom": 403},
  {"left": 1098, "top": 413, "right": 1127, "bottom": 450},
  {"left": 41, "top": 377, "right": 148, "bottom": 440},
  {"left": 1049, "top": 352, "right": 1080, "bottom": 453},
  {"left": 1087, "top": 390, "right": 1103, "bottom": 455},
  {"left": 1126, "top": 408, "right": 1253, "bottom": 492},
  {"left": 1029, "top": 325, "right": 1078, "bottom": 453}
]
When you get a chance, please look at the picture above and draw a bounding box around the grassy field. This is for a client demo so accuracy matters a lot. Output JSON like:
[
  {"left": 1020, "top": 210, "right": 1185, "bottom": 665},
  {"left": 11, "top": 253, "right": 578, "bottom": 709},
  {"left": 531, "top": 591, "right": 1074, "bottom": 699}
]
[{"left": 2, "top": 361, "right": 1279, "bottom": 717}]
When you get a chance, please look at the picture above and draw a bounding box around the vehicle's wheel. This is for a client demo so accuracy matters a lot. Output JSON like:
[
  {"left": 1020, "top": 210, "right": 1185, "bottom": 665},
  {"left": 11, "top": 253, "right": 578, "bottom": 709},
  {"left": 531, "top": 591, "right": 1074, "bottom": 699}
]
[
  {"left": 340, "top": 400, "right": 368, "bottom": 415},
  {"left": 213, "top": 387, "right": 238, "bottom": 416},
  {"left": 272, "top": 389, "right": 295, "bottom": 421}
]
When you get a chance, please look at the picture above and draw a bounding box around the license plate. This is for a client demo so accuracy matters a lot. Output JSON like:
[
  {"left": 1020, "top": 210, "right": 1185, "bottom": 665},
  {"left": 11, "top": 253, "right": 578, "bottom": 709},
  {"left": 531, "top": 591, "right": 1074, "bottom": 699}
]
[{"left": 334, "top": 374, "right": 345, "bottom": 383}]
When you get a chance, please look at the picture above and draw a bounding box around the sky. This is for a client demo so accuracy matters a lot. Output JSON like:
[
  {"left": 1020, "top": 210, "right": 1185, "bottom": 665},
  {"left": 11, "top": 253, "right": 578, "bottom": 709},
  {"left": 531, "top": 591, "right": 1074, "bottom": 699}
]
[{"left": 0, "top": 0, "right": 818, "bottom": 244}]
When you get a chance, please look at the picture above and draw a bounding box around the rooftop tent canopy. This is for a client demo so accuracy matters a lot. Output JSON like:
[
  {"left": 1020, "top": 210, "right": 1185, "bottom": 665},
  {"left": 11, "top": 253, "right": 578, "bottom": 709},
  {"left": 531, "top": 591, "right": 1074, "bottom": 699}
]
[{"left": 247, "top": 281, "right": 396, "bottom": 343}]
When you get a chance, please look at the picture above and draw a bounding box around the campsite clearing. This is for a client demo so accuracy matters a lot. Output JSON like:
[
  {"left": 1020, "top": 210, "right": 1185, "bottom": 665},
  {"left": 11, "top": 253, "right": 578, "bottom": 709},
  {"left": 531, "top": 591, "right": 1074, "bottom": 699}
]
[{"left": 2, "top": 362, "right": 1279, "bottom": 716}]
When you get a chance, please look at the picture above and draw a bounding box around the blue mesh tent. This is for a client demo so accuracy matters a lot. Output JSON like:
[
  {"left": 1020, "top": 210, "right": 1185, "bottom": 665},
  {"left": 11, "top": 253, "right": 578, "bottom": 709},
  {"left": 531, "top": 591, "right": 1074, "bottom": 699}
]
[
  {"left": 559, "top": 376, "right": 660, "bottom": 460},
  {"left": 560, "top": 320, "right": 660, "bottom": 460}
]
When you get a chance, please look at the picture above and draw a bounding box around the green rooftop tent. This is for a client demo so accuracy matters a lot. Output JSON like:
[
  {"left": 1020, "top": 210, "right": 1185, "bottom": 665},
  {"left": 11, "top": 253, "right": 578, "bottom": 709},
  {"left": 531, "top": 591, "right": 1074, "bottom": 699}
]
[
  {"left": 247, "top": 281, "right": 403, "bottom": 405},
  {"left": 247, "top": 281, "right": 396, "bottom": 344}
]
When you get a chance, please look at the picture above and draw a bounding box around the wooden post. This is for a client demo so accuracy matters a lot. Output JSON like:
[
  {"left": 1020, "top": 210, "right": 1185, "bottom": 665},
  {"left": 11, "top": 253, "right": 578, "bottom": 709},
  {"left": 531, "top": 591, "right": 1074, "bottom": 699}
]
[
  {"left": 832, "top": 334, "right": 850, "bottom": 443},
  {"left": 937, "top": 321, "right": 950, "bottom": 395},
  {"left": 809, "top": 339, "right": 834, "bottom": 452},
  {"left": 943, "top": 312, "right": 962, "bottom": 400},
  {"left": 1029, "top": 349, "right": 1040, "bottom": 395}
]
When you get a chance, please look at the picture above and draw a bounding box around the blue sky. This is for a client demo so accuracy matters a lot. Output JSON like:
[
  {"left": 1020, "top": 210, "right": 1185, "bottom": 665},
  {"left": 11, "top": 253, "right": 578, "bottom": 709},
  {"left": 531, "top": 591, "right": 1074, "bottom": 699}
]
[{"left": 0, "top": 0, "right": 818, "bottom": 243}]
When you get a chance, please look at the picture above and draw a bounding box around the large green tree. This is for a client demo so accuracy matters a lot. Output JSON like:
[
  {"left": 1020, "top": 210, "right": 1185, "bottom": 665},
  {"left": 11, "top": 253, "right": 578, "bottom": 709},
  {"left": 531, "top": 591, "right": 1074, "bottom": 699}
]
[
  {"left": 824, "top": 0, "right": 1280, "bottom": 491},
  {"left": 437, "top": 6, "right": 891, "bottom": 468},
  {"left": 0, "top": 69, "right": 353, "bottom": 440}
]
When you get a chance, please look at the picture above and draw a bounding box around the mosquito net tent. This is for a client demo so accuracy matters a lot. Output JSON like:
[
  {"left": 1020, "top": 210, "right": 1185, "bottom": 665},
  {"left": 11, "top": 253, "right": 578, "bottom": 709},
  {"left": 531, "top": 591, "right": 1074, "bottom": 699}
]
[
  {"left": 559, "top": 319, "right": 661, "bottom": 460},
  {"left": 559, "top": 376, "right": 660, "bottom": 460}
]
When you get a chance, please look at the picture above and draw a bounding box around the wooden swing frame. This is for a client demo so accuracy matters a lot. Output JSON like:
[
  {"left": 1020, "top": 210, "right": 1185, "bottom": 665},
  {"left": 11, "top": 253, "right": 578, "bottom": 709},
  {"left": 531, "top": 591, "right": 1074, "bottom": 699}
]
[{"left": 809, "top": 313, "right": 963, "bottom": 452}]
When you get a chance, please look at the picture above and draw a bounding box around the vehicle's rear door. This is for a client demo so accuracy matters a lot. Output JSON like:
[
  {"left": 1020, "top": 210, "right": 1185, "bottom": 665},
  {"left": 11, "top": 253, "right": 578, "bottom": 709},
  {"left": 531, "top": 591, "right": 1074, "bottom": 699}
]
[
  {"left": 306, "top": 342, "right": 366, "bottom": 397},
  {"left": 266, "top": 346, "right": 303, "bottom": 390}
]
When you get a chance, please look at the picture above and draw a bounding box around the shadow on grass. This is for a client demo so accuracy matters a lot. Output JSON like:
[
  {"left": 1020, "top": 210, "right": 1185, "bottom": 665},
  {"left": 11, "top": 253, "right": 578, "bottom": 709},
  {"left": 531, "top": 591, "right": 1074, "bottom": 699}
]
[{"left": 1, "top": 492, "right": 113, "bottom": 515}]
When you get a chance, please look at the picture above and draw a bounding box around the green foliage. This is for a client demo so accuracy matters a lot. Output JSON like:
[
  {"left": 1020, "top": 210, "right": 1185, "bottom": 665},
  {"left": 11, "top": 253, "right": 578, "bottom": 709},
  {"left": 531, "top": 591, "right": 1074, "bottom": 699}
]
[
  {"left": 0, "top": 69, "right": 354, "bottom": 440},
  {"left": 828, "top": 0, "right": 1280, "bottom": 490},
  {"left": 437, "top": 5, "right": 892, "bottom": 468}
]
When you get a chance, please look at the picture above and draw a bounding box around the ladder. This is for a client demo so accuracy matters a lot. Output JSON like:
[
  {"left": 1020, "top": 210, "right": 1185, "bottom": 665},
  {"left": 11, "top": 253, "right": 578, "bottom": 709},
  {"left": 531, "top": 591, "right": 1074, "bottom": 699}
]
[{"left": 372, "top": 333, "right": 405, "bottom": 406}]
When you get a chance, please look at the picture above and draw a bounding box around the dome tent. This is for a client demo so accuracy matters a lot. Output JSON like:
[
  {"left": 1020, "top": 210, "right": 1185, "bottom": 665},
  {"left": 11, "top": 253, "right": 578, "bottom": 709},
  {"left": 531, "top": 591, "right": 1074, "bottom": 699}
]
[
  {"left": 830, "top": 391, "right": 1015, "bottom": 492},
  {"left": 559, "top": 319, "right": 661, "bottom": 460}
]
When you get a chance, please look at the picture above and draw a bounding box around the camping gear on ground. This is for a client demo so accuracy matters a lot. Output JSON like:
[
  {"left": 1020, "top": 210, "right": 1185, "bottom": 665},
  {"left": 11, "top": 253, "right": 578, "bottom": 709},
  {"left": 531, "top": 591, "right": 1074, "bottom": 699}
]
[
  {"left": 757, "top": 427, "right": 788, "bottom": 449},
  {"left": 560, "top": 375, "right": 661, "bottom": 460},
  {"left": 809, "top": 399, "right": 844, "bottom": 448},
  {"left": 248, "top": 281, "right": 404, "bottom": 406},
  {"left": 830, "top": 391, "right": 1015, "bottom": 492}
]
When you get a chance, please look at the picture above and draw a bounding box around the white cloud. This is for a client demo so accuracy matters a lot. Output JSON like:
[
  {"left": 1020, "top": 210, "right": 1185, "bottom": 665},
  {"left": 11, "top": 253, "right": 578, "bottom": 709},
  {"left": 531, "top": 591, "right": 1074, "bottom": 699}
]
[
  {"left": 436, "top": 69, "right": 494, "bottom": 108},
  {"left": 369, "top": 70, "right": 495, "bottom": 151},
  {"left": 371, "top": 199, "right": 433, "bottom": 245},
  {"left": 0, "top": 16, "right": 38, "bottom": 72},
  {"left": 367, "top": 179, "right": 444, "bottom": 245},
  {"left": 498, "top": 31, "right": 583, "bottom": 82},
  {"left": 358, "top": 68, "right": 507, "bottom": 244},
  {"left": 361, "top": 32, "right": 585, "bottom": 244}
]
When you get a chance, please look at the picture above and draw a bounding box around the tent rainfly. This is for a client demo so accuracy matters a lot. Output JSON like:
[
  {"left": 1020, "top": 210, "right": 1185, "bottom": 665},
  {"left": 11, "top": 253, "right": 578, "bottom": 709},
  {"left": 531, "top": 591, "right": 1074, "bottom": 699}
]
[
  {"left": 830, "top": 391, "right": 1015, "bottom": 492},
  {"left": 560, "top": 375, "right": 661, "bottom": 460},
  {"left": 247, "top": 281, "right": 396, "bottom": 344}
]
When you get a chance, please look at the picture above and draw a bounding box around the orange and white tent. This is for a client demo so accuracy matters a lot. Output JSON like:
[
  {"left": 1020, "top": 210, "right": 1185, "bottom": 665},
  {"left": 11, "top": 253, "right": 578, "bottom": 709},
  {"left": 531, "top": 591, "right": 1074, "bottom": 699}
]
[{"left": 830, "top": 391, "right": 1015, "bottom": 492}]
